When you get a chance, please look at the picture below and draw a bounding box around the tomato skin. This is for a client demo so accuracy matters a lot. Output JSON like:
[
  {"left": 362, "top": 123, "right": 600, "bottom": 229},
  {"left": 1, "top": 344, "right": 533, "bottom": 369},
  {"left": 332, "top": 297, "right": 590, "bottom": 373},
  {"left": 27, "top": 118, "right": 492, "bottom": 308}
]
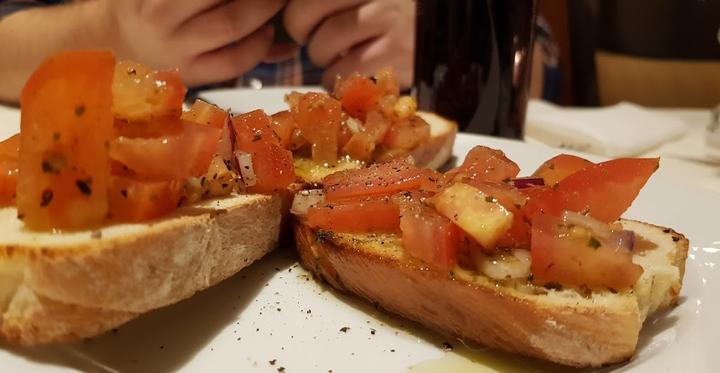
[
  {"left": 397, "top": 194, "right": 461, "bottom": 270},
  {"left": 523, "top": 158, "right": 659, "bottom": 223},
  {"left": 335, "top": 74, "right": 380, "bottom": 121},
  {"left": 447, "top": 146, "right": 520, "bottom": 183},
  {"left": 181, "top": 99, "right": 228, "bottom": 129},
  {"left": 532, "top": 154, "right": 593, "bottom": 186},
  {"left": 530, "top": 214, "right": 643, "bottom": 290},
  {"left": 18, "top": 50, "right": 115, "bottom": 230},
  {"left": 322, "top": 159, "right": 436, "bottom": 202},
  {"left": 112, "top": 61, "right": 186, "bottom": 122},
  {"left": 110, "top": 120, "right": 221, "bottom": 180},
  {"left": 307, "top": 196, "right": 400, "bottom": 233},
  {"left": 295, "top": 92, "right": 342, "bottom": 163},
  {"left": 108, "top": 176, "right": 182, "bottom": 222},
  {"left": 232, "top": 109, "right": 295, "bottom": 194}
]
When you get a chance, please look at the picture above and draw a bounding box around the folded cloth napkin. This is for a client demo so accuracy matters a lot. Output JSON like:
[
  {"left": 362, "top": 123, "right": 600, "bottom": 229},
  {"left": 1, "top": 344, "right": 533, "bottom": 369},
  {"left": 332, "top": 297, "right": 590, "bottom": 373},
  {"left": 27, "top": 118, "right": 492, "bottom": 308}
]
[{"left": 526, "top": 100, "right": 687, "bottom": 157}]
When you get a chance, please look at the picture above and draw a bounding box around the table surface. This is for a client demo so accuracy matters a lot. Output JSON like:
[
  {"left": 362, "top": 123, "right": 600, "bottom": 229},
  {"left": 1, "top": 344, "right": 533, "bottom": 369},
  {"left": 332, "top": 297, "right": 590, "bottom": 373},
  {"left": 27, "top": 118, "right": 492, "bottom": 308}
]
[{"left": 2, "top": 102, "right": 718, "bottom": 195}]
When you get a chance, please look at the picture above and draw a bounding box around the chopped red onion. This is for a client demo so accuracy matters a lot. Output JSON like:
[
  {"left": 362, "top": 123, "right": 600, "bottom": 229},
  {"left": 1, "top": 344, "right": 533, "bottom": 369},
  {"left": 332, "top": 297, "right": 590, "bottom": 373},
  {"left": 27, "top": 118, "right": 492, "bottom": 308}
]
[
  {"left": 610, "top": 230, "right": 635, "bottom": 251},
  {"left": 234, "top": 151, "right": 256, "bottom": 187},
  {"left": 511, "top": 177, "right": 545, "bottom": 189}
]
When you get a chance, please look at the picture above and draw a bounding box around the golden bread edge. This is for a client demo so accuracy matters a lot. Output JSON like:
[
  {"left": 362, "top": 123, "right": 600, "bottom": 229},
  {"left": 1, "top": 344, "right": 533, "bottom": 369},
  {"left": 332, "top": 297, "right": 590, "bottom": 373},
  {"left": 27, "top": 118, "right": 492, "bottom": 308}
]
[
  {"left": 293, "top": 219, "right": 688, "bottom": 367},
  {"left": 0, "top": 193, "right": 282, "bottom": 345}
]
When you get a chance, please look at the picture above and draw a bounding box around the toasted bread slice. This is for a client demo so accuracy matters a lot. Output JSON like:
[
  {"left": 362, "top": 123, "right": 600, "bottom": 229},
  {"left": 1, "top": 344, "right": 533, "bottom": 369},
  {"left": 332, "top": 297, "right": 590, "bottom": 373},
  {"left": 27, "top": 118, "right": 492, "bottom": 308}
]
[
  {"left": 0, "top": 194, "right": 282, "bottom": 345},
  {"left": 293, "top": 219, "right": 688, "bottom": 367},
  {"left": 293, "top": 111, "right": 458, "bottom": 184}
]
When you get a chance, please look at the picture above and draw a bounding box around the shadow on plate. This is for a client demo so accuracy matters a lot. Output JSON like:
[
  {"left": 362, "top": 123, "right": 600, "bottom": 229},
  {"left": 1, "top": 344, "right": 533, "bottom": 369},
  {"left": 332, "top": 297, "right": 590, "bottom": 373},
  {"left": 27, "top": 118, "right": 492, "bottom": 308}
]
[{"left": 1, "top": 248, "right": 297, "bottom": 373}]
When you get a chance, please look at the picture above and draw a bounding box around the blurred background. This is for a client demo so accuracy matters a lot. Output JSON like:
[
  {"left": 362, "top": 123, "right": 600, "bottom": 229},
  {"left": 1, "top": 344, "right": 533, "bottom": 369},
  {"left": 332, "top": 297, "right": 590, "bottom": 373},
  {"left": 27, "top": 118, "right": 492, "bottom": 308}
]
[{"left": 533, "top": 0, "right": 720, "bottom": 108}]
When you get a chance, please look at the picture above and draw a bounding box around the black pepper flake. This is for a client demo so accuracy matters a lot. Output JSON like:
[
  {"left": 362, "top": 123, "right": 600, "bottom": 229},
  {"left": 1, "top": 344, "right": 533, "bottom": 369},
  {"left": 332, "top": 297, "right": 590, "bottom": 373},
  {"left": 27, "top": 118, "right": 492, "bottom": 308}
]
[
  {"left": 253, "top": 131, "right": 262, "bottom": 141},
  {"left": 390, "top": 349, "right": 395, "bottom": 352},
  {"left": 91, "top": 230, "right": 102, "bottom": 239},
  {"left": 370, "top": 329, "right": 376, "bottom": 335},
  {"left": 74, "top": 105, "right": 86, "bottom": 117},
  {"left": 339, "top": 327, "right": 350, "bottom": 333},
  {"left": 120, "top": 189, "right": 128, "bottom": 198},
  {"left": 52, "top": 132, "right": 60, "bottom": 141},
  {"left": 306, "top": 310, "right": 311, "bottom": 314},
  {"left": 663, "top": 228, "right": 671, "bottom": 233},
  {"left": 40, "top": 189, "right": 53, "bottom": 207},
  {"left": 269, "top": 359, "right": 276, "bottom": 365},
  {"left": 277, "top": 367, "right": 285, "bottom": 372},
  {"left": 276, "top": 308, "right": 281, "bottom": 312},
  {"left": 441, "top": 341, "right": 453, "bottom": 351},
  {"left": 672, "top": 236, "right": 680, "bottom": 242},
  {"left": 159, "top": 345, "right": 164, "bottom": 350},
  {"left": 42, "top": 161, "right": 56, "bottom": 174},
  {"left": 76, "top": 179, "right": 92, "bottom": 196}
]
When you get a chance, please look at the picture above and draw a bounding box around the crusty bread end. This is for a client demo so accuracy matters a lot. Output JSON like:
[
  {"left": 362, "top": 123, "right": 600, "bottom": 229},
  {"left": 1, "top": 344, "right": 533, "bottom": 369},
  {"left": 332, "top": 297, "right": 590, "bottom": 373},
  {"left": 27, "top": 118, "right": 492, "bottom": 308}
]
[
  {"left": 0, "top": 193, "right": 282, "bottom": 345},
  {"left": 293, "top": 219, "right": 688, "bottom": 367}
]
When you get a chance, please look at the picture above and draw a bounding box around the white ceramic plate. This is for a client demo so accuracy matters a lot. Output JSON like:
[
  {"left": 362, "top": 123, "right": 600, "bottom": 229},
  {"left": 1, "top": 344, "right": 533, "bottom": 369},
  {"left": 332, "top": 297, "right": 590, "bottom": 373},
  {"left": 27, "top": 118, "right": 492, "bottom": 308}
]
[{"left": 0, "top": 89, "right": 718, "bottom": 372}]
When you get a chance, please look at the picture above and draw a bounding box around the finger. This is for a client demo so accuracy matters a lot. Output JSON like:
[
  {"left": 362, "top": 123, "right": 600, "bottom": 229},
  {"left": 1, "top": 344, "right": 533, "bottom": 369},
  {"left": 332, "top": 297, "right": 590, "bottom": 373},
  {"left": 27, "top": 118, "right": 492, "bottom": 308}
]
[
  {"left": 136, "top": 0, "right": 223, "bottom": 30},
  {"left": 322, "top": 37, "right": 413, "bottom": 90},
  {"left": 307, "top": 2, "right": 393, "bottom": 67},
  {"left": 183, "top": 25, "right": 275, "bottom": 86},
  {"left": 263, "top": 43, "right": 300, "bottom": 63},
  {"left": 283, "top": 0, "right": 367, "bottom": 44},
  {"left": 176, "top": 0, "right": 285, "bottom": 55}
]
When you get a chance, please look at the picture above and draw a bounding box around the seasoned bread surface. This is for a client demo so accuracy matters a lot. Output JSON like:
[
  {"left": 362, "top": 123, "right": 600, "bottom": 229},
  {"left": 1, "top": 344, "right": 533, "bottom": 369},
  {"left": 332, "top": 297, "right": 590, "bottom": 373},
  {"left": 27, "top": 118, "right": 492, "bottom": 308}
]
[
  {"left": 293, "top": 219, "right": 688, "bottom": 367},
  {"left": 0, "top": 193, "right": 282, "bottom": 345}
]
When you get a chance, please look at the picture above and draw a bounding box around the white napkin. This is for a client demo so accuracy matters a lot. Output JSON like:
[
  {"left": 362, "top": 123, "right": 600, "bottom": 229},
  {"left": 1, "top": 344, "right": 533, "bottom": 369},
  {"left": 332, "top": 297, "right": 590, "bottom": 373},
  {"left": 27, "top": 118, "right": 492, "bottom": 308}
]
[{"left": 525, "top": 100, "right": 687, "bottom": 157}]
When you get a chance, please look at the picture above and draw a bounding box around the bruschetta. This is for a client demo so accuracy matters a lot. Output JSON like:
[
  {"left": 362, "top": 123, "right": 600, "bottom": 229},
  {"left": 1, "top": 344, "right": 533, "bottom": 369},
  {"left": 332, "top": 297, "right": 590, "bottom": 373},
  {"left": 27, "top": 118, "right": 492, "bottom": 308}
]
[
  {"left": 0, "top": 50, "right": 294, "bottom": 345},
  {"left": 291, "top": 146, "right": 688, "bottom": 367}
]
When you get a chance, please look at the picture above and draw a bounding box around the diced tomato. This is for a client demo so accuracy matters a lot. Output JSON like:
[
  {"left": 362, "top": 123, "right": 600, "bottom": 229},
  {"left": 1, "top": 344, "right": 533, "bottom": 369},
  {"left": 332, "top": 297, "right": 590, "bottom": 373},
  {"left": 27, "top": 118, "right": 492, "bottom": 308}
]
[
  {"left": 433, "top": 183, "right": 514, "bottom": 250},
  {"left": 232, "top": 109, "right": 295, "bottom": 193},
  {"left": 334, "top": 74, "right": 380, "bottom": 121},
  {"left": 108, "top": 176, "right": 182, "bottom": 222},
  {"left": 523, "top": 158, "right": 659, "bottom": 223},
  {"left": 181, "top": 99, "right": 228, "bottom": 129},
  {"left": 447, "top": 145, "right": 520, "bottom": 183},
  {"left": 0, "top": 160, "right": 17, "bottom": 206},
  {"left": 382, "top": 116, "right": 430, "bottom": 150},
  {"left": 342, "top": 111, "right": 390, "bottom": 161},
  {"left": 322, "top": 159, "right": 437, "bottom": 202},
  {"left": 112, "top": 60, "right": 186, "bottom": 122},
  {"left": 0, "top": 134, "right": 19, "bottom": 161},
  {"left": 530, "top": 214, "right": 643, "bottom": 290},
  {"left": 397, "top": 194, "right": 461, "bottom": 269},
  {"left": 463, "top": 179, "right": 530, "bottom": 248},
  {"left": 271, "top": 110, "right": 296, "bottom": 148},
  {"left": 295, "top": 92, "right": 342, "bottom": 163},
  {"left": 18, "top": 50, "right": 115, "bottom": 230},
  {"left": 374, "top": 68, "right": 400, "bottom": 97},
  {"left": 113, "top": 116, "right": 184, "bottom": 138},
  {"left": 110, "top": 120, "right": 221, "bottom": 179},
  {"left": 307, "top": 196, "right": 400, "bottom": 232},
  {"left": 532, "top": 154, "right": 593, "bottom": 186},
  {"left": 342, "top": 131, "right": 375, "bottom": 162}
]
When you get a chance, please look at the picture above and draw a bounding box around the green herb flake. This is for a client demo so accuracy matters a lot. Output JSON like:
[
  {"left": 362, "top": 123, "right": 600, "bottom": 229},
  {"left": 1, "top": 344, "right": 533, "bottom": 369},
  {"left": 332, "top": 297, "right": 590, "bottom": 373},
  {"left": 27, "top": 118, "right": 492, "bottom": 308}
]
[{"left": 588, "top": 236, "right": 602, "bottom": 249}]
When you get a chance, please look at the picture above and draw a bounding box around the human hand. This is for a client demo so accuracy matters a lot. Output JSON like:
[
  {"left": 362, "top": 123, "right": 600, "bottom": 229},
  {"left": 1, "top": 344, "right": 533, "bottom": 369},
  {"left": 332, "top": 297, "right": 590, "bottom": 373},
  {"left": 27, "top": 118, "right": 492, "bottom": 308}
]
[
  {"left": 109, "top": 0, "right": 285, "bottom": 86},
  {"left": 283, "top": 0, "right": 415, "bottom": 89}
]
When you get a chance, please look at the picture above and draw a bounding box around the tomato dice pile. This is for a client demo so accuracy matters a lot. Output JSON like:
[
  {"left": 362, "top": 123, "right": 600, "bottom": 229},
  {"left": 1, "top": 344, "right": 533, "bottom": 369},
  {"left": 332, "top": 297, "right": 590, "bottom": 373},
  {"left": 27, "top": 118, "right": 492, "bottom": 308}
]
[
  {"left": 274, "top": 70, "right": 431, "bottom": 164},
  {"left": 296, "top": 145, "right": 658, "bottom": 291},
  {"left": 3, "top": 50, "right": 294, "bottom": 230}
]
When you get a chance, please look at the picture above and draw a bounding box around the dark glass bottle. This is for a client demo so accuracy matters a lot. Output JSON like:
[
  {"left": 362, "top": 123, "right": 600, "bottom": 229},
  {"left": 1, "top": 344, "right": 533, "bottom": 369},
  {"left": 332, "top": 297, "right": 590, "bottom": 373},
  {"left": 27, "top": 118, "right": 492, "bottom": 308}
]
[{"left": 414, "top": 0, "right": 537, "bottom": 139}]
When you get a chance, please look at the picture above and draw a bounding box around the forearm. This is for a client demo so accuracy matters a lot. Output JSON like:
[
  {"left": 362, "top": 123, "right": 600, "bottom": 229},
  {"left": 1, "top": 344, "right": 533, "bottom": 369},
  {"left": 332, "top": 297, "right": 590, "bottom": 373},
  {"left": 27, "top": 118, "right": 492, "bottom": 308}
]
[{"left": 0, "top": 0, "right": 116, "bottom": 104}]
